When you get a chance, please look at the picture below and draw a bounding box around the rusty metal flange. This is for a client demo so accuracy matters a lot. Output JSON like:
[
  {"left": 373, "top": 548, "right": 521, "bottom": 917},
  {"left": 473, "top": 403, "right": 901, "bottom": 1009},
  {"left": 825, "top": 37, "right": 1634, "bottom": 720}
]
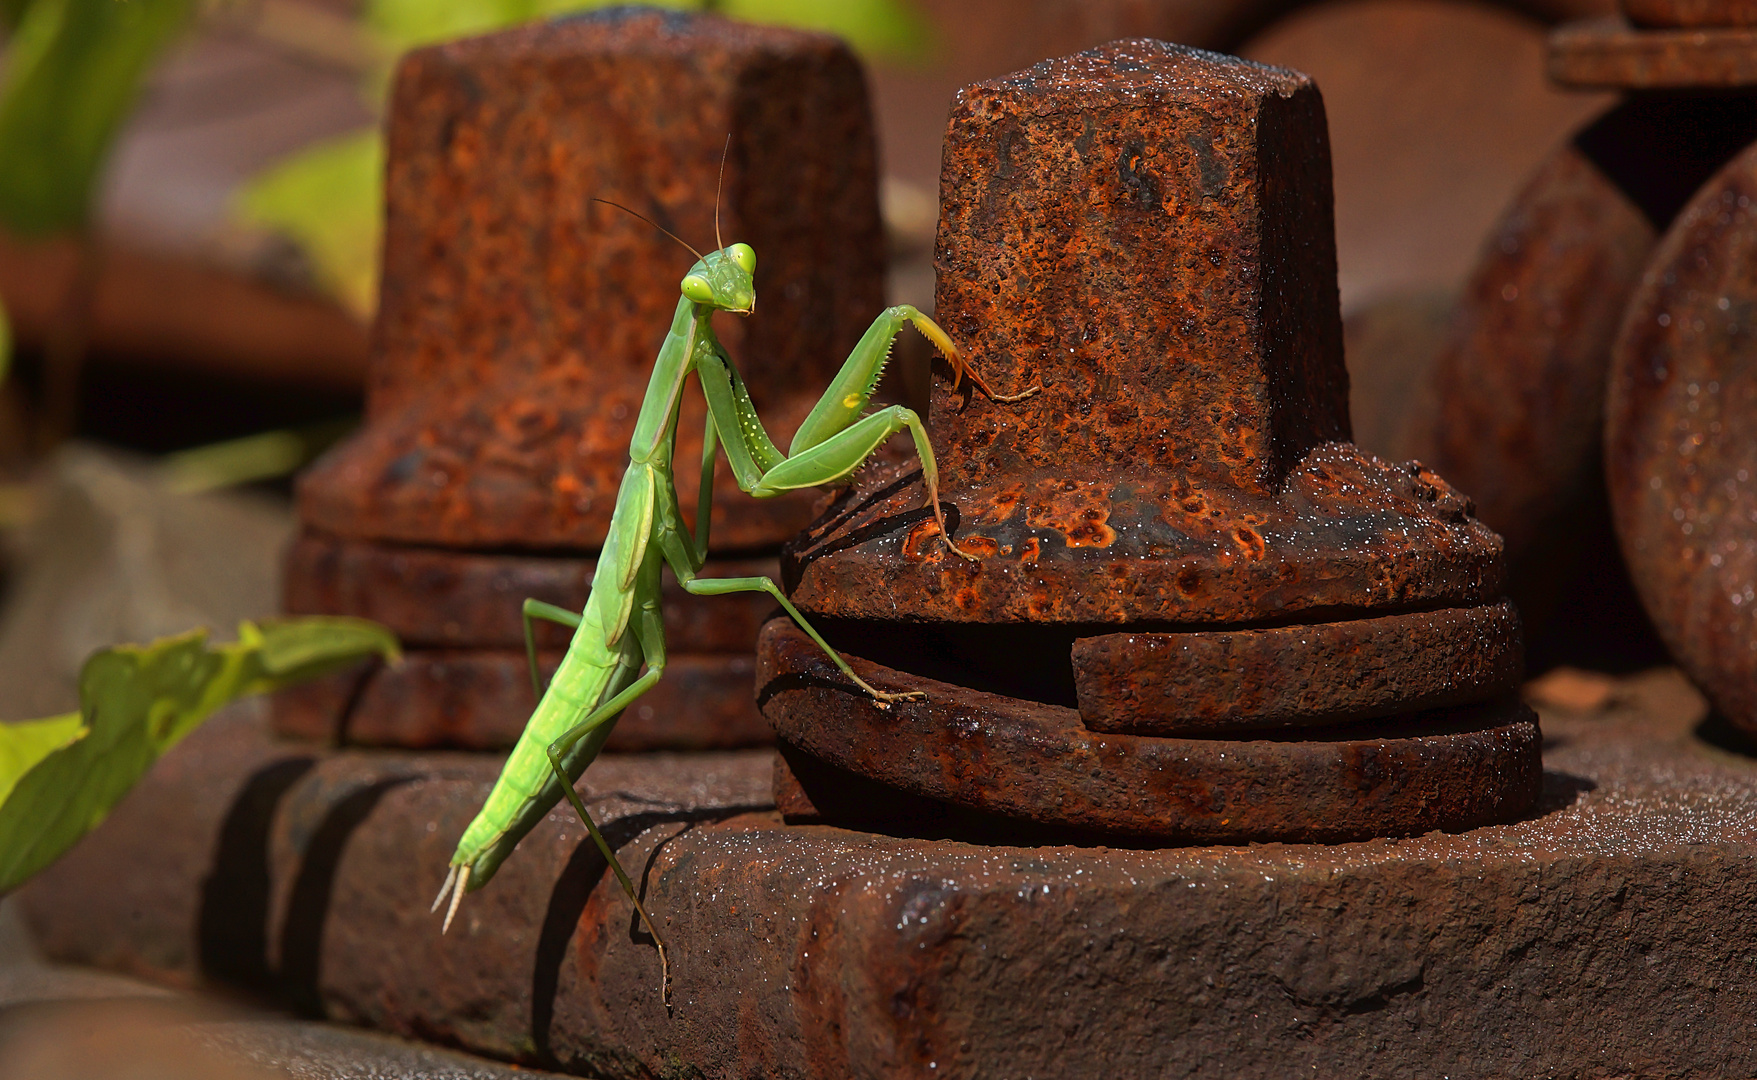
[
  {"left": 275, "top": 649, "right": 765, "bottom": 752},
  {"left": 283, "top": 531, "right": 775, "bottom": 654},
  {"left": 758, "top": 619, "right": 1541, "bottom": 842},
  {"left": 1073, "top": 600, "right": 1523, "bottom": 736},
  {"left": 1549, "top": 15, "right": 1757, "bottom": 89},
  {"left": 1607, "top": 136, "right": 1757, "bottom": 732}
]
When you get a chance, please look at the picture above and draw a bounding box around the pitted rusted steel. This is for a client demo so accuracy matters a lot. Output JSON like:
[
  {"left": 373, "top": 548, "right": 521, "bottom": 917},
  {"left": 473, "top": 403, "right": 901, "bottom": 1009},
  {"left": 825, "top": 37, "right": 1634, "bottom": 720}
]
[
  {"left": 1607, "top": 138, "right": 1757, "bottom": 733},
  {"left": 275, "top": 650, "right": 765, "bottom": 752},
  {"left": 278, "top": 9, "right": 884, "bottom": 751},
  {"left": 1072, "top": 601, "right": 1523, "bottom": 736},
  {"left": 1623, "top": 0, "right": 1757, "bottom": 27},
  {"left": 1550, "top": 15, "right": 1757, "bottom": 88},
  {"left": 760, "top": 619, "right": 1540, "bottom": 841},
  {"left": 297, "top": 8, "right": 882, "bottom": 551},
  {"left": 783, "top": 40, "right": 1504, "bottom": 627},
  {"left": 282, "top": 533, "right": 774, "bottom": 654},
  {"left": 760, "top": 41, "right": 1533, "bottom": 840}
]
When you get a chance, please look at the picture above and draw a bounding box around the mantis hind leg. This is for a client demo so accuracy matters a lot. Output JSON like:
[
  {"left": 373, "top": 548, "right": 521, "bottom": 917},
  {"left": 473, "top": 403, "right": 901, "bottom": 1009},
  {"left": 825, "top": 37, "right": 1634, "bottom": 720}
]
[
  {"left": 543, "top": 609, "right": 673, "bottom": 1003},
  {"left": 521, "top": 600, "right": 583, "bottom": 698},
  {"left": 681, "top": 574, "right": 924, "bottom": 707}
]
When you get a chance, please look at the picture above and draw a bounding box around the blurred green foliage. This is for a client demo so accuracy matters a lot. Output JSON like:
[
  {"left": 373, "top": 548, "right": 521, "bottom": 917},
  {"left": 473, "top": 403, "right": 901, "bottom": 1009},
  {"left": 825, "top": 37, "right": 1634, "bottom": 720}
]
[
  {"left": 238, "top": 0, "right": 929, "bottom": 318},
  {"left": 0, "top": 0, "right": 195, "bottom": 236},
  {"left": 235, "top": 129, "right": 383, "bottom": 319},
  {"left": 0, "top": 617, "right": 400, "bottom": 894}
]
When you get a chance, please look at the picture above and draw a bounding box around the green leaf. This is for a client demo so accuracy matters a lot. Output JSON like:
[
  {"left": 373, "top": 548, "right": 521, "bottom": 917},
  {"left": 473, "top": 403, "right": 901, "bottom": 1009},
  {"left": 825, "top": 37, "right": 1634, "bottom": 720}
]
[
  {"left": 232, "top": 130, "right": 384, "bottom": 319},
  {"left": 0, "top": 0, "right": 196, "bottom": 235},
  {"left": 0, "top": 617, "right": 399, "bottom": 894},
  {"left": 722, "top": 0, "right": 929, "bottom": 60},
  {"left": 0, "top": 714, "right": 86, "bottom": 807}
]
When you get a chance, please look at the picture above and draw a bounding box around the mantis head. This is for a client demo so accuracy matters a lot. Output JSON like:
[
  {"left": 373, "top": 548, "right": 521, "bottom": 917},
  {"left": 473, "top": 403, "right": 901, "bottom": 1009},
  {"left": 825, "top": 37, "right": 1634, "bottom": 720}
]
[{"left": 681, "top": 243, "right": 756, "bottom": 315}]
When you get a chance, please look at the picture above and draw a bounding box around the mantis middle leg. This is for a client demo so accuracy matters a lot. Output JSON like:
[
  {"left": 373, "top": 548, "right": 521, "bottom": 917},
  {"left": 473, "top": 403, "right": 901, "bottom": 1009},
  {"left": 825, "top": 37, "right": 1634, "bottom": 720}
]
[{"left": 521, "top": 599, "right": 582, "bottom": 698}]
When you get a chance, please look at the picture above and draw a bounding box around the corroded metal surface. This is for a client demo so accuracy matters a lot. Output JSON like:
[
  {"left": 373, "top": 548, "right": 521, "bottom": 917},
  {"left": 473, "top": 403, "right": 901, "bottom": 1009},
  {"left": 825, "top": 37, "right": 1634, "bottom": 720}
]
[
  {"left": 297, "top": 7, "right": 884, "bottom": 551},
  {"left": 1550, "top": 15, "right": 1757, "bottom": 87},
  {"left": 757, "top": 618, "right": 1540, "bottom": 840},
  {"left": 273, "top": 651, "right": 766, "bottom": 752},
  {"left": 786, "top": 443, "right": 1502, "bottom": 624},
  {"left": 1623, "top": 0, "right": 1757, "bottom": 26},
  {"left": 1072, "top": 601, "right": 1524, "bottom": 735},
  {"left": 784, "top": 40, "right": 1503, "bottom": 626},
  {"left": 33, "top": 674, "right": 1757, "bottom": 1077},
  {"left": 283, "top": 532, "right": 775, "bottom": 654},
  {"left": 1607, "top": 139, "right": 1757, "bottom": 732}
]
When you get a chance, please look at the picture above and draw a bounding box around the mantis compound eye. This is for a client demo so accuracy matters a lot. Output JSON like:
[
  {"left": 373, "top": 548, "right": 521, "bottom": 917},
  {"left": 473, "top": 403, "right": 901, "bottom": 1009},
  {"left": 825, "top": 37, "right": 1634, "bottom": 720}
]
[
  {"left": 727, "top": 243, "right": 756, "bottom": 274},
  {"left": 681, "top": 275, "right": 715, "bottom": 303}
]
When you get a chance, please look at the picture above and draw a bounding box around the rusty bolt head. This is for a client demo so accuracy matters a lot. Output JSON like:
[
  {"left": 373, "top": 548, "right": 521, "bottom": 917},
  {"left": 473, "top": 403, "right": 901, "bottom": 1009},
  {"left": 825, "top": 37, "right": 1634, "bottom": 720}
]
[
  {"left": 783, "top": 40, "right": 1503, "bottom": 626},
  {"left": 297, "top": 8, "right": 886, "bottom": 552}
]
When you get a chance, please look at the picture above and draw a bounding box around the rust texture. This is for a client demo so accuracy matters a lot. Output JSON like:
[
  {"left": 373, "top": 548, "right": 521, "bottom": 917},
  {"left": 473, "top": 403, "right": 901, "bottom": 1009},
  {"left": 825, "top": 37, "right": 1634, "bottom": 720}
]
[
  {"left": 758, "top": 619, "right": 1540, "bottom": 841},
  {"left": 297, "top": 7, "right": 883, "bottom": 551},
  {"left": 278, "top": 9, "right": 880, "bottom": 751},
  {"left": 26, "top": 675, "right": 1757, "bottom": 1077},
  {"left": 1550, "top": 15, "right": 1757, "bottom": 88},
  {"left": 1623, "top": 0, "right": 1757, "bottom": 26},
  {"left": 1072, "top": 601, "right": 1524, "bottom": 735},
  {"left": 783, "top": 40, "right": 1504, "bottom": 626},
  {"left": 274, "top": 651, "right": 765, "bottom": 752},
  {"left": 282, "top": 533, "right": 775, "bottom": 654},
  {"left": 1607, "top": 138, "right": 1757, "bottom": 732}
]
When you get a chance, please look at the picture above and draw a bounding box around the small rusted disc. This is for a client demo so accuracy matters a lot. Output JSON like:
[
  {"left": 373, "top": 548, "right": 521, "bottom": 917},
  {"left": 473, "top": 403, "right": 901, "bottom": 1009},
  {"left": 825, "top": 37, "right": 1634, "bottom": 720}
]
[
  {"left": 283, "top": 531, "right": 776, "bottom": 653},
  {"left": 1607, "top": 138, "right": 1757, "bottom": 731},
  {"left": 273, "top": 649, "right": 767, "bottom": 752},
  {"left": 1073, "top": 601, "right": 1523, "bottom": 736},
  {"left": 1549, "top": 16, "right": 1757, "bottom": 89},
  {"left": 757, "top": 619, "right": 1540, "bottom": 842}
]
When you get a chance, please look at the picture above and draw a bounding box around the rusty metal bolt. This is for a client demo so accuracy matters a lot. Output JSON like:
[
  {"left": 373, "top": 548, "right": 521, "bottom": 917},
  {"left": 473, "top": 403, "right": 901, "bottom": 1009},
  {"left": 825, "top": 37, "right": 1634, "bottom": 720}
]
[
  {"left": 759, "top": 40, "right": 1538, "bottom": 842},
  {"left": 1607, "top": 136, "right": 1757, "bottom": 734},
  {"left": 277, "top": 8, "right": 886, "bottom": 751}
]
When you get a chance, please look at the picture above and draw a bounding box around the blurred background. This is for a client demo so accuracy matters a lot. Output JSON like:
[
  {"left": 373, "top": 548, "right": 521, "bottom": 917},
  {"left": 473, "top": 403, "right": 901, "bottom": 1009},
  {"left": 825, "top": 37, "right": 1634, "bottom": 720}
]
[{"left": 0, "top": 0, "right": 1614, "bottom": 466}]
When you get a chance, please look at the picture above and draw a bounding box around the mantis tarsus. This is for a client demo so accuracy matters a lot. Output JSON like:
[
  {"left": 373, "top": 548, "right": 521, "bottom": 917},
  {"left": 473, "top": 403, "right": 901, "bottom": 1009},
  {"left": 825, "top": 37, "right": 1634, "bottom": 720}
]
[{"left": 433, "top": 203, "right": 1035, "bottom": 1004}]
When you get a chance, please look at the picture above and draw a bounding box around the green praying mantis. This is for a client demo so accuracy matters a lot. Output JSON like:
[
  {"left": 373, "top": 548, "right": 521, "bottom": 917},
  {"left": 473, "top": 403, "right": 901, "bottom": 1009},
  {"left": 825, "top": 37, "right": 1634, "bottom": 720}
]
[{"left": 432, "top": 199, "right": 1036, "bottom": 1003}]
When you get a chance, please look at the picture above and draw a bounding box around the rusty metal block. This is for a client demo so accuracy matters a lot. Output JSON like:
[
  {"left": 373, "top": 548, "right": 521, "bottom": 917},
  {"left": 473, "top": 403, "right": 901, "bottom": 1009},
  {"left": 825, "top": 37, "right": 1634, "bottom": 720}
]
[
  {"left": 1607, "top": 138, "right": 1757, "bottom": 733},
  {"left": 762, "top": 40, "right": 1525, "bottom": 841},
  {"left": 1550, "top": 14, "right": 1757, "bottom": 88},
  {"left": 1072, "top": 601, "right": 1524, "bottom": 735},
  {"left": 25, "top": 676, "right": 1757, "bottom": 1078},
  {"left": 296, "top": 7, "right": 884, "bottom": 551}
]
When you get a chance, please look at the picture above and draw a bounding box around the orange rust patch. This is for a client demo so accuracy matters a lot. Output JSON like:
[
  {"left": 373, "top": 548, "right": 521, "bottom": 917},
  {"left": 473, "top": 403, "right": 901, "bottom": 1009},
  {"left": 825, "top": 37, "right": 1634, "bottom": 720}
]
[
  {"left": 1024, "top": 480, "right": 1117, "bottom": 548},
  {"left": 902, "top": 519, "right": 944, "bottom": 561},
  {"left": 957, "top": 535, "right": 1001, "bottom": 558},
  {"left": 1232, "top": 525, "right": 1266, "bottom": 560},
  {"left": 972, "top": 486, "right": 1025, "bottom": 524},
  {"left": 1018, "top": 537, "right": 1042, "bottom": 566}
]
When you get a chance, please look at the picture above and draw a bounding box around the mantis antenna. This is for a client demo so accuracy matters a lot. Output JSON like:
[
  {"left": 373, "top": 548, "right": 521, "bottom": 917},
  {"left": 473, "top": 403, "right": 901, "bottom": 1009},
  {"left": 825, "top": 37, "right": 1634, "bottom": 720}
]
[
  {"left": 714, "top": 134, "right": 730, "bottom": 252},
  {"left": 590, "top": 198, "right": 704, "bottom": 260}
]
